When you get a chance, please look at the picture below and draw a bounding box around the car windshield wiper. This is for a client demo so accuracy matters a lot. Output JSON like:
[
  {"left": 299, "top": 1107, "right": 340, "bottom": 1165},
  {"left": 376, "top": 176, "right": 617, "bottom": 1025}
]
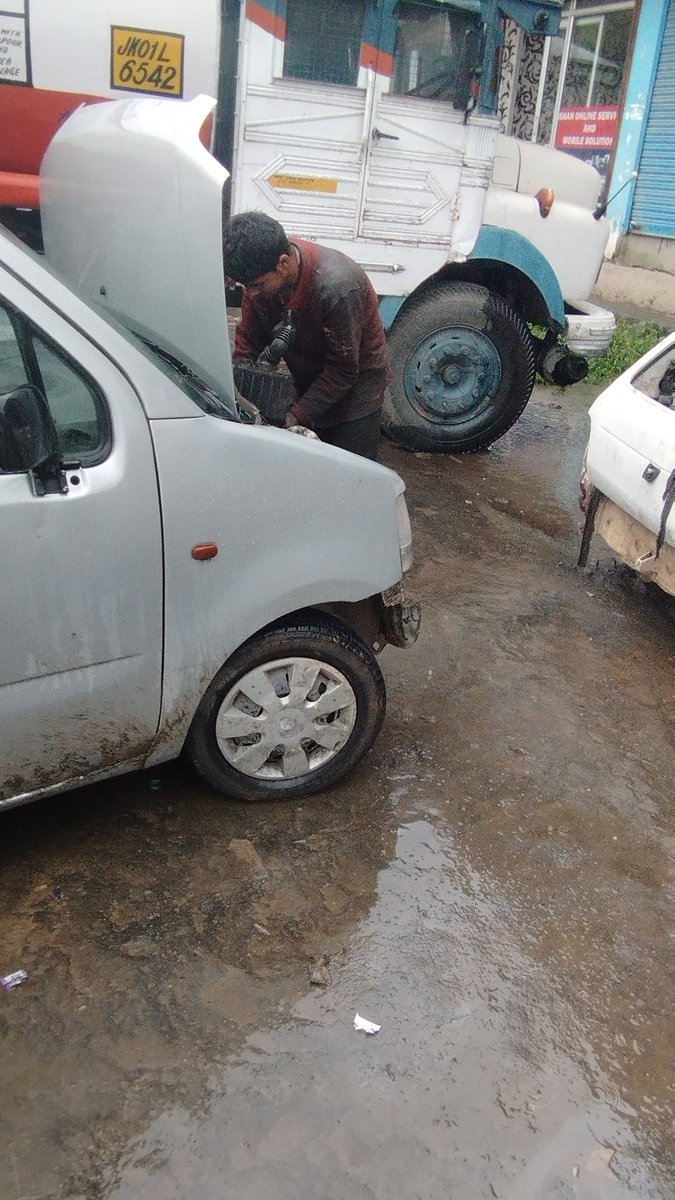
[{"left": 138, "top": 337, "right": 235, "bottom": 418}]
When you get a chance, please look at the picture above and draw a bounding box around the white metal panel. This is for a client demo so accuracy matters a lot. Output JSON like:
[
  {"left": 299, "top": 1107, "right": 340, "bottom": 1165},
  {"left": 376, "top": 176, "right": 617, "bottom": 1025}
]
[
  {"left": 234, "top": 79, "right": 369, "bottom": 239},
  {"left": 359, "top": 89, "right": 497, "bottom": 253},
  {"left": 516, "top": 137, "right": 601, "bottom": 210},
  {"left": 484, "top": 186, "right": 608, "bottom": 302},
  {"left": 1, "top": 228, "right": 203, "bottom": 421},
  {"left": 564, "top": 300, "right": 616, "bottom": 357},
  {"left": 26, "top": 0, "right": 221, "bottom": 98}
]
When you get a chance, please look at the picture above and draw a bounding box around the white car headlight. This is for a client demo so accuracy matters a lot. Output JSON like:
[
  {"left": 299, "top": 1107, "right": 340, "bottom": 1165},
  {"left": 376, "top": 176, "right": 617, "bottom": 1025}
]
[{"left": 395, "top": 493, "right": 413, "bottom": 573}]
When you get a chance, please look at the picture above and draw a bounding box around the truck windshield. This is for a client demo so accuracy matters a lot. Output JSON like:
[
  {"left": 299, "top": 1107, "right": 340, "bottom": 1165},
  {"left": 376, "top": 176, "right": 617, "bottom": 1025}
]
[{"left": 391, "top": 0, "right": 482, "bottom": 103}]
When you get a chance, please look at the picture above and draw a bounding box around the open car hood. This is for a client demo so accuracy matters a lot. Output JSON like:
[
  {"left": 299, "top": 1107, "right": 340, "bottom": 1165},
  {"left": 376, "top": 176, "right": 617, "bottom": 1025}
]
[{"left": 40, "top": 94, "right": 233, "bottom": 400}]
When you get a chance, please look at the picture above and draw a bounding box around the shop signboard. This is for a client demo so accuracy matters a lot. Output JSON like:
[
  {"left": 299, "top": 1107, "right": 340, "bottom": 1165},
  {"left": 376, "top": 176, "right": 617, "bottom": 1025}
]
[{"left": 554, "top": 105, "right": 619, "bottom": 181}]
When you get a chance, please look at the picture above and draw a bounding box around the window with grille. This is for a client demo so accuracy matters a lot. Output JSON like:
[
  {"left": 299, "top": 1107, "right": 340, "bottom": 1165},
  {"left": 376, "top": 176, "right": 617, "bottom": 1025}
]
[{"left": 283, "top": 0, "right": 367, "bottom": 86}]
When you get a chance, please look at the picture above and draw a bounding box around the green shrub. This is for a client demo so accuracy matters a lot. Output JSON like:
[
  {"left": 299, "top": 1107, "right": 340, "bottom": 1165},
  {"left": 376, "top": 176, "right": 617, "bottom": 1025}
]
[{"left": 586, "top": 317, "right": 666, "bottom": 384}]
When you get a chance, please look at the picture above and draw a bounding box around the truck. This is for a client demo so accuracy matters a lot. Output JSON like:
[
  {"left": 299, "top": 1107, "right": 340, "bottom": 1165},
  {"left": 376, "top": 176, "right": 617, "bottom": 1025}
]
[
  {"left": 0, "top": 0, "right": 616, "bottom": 454},
  {"left": 0, "top": 92, "right": 421, "bottom": 811}
]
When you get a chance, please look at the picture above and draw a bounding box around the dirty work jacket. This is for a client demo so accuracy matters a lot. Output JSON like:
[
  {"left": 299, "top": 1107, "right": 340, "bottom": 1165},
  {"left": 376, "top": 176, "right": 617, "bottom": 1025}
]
[{"left": 232, "top": 239, "right": 392, "bottom": 429}]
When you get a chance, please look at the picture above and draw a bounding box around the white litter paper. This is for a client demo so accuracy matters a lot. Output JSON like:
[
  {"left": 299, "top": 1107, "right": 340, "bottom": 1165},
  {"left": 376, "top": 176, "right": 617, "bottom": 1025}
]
[{"left": 353, "top": 1012, "right": 381, "bottom": 1035}]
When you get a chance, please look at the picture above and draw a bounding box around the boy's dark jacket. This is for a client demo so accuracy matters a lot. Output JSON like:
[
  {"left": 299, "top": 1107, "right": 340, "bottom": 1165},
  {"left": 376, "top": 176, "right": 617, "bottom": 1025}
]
[{"left": 233, "top": 238, "right": 391, "bottom": 428}]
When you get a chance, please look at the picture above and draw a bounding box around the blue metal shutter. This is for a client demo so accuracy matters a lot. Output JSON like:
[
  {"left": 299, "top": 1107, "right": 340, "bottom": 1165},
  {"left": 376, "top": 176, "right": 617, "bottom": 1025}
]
[{"left": 630, "top": 1, "right": 675, "bottom": 238}]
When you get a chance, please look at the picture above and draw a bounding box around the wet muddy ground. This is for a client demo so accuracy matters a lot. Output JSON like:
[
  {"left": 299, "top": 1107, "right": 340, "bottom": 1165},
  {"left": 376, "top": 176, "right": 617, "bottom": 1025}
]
[{"left": 1, "top": 383, "right": 673, "bottom": 1200}]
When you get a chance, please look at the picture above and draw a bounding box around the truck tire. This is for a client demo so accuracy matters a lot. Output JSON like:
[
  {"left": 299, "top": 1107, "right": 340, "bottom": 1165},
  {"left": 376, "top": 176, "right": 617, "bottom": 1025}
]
[
  {"left": 382, "top": 282, "right": 536, "bottom": 453},
  {"left": 185, "top": 615, "right": 386, "bottom": 801}
]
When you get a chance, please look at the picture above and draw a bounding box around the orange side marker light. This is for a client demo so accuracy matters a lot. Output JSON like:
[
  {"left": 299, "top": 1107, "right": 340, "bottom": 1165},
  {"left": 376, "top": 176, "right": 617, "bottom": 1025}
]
[{"left": 191, "top": 543, "right": 219, "bottom": 561}]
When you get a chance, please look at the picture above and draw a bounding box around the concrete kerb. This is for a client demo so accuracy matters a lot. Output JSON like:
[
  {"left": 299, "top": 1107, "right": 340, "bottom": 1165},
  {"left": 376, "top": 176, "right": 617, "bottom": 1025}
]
[{"left": 592, "top": 260, "right": 675, "bottom": 330}]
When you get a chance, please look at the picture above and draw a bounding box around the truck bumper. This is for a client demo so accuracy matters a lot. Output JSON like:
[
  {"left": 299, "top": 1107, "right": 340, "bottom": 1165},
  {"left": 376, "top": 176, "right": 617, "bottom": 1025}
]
[{"left": 565, "top": 300, "right": 616, "bottom": 358}]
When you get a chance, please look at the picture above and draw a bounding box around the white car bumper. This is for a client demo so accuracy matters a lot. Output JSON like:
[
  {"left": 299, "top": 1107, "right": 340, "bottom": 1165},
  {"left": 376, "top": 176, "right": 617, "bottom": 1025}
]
[{"left": 565, "top": 300, "right": 616, "bottom": 358}]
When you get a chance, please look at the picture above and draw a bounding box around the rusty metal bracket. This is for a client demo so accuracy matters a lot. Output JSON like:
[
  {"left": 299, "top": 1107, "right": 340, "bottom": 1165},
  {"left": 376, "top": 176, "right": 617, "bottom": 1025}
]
[
  {"left": 577, "top": 486, "right": 603, "bottom": 568},
  {"left": 381, "top": 584, "right": 421, "bottom": 649},
  {"left": 656, "top": 468, "right": 675, "bottom": 559}
]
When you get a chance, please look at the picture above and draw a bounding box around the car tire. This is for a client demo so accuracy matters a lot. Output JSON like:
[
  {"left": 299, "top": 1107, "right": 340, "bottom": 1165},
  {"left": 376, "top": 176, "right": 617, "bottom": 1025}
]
[
  {"left": 185, "top": 615, "right": 386, "bottom": 801},
  {"left": 382, "top": 282, "right": 536, "bottom": 453}
]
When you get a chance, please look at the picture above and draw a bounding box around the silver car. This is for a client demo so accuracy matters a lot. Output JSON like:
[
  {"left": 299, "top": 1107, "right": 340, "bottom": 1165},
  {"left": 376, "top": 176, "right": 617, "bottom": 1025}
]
[{"left": 0, "top": 97, "right": 419, "bottom": 810}]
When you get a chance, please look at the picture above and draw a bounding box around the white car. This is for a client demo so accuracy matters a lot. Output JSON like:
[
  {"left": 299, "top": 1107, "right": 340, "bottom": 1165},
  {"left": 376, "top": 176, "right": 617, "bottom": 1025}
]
[{"left": 580, "top": 332, "right": 675, "bottom": 597}]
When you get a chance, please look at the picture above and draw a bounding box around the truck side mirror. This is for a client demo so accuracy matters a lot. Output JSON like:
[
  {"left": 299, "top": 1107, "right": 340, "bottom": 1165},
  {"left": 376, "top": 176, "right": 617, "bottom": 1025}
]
[
  {"left": 453, "top": 27, "right": 483, "bottom": 113},
  {"left": 0, "top": 385, "right": 59, "bottom": 474}
]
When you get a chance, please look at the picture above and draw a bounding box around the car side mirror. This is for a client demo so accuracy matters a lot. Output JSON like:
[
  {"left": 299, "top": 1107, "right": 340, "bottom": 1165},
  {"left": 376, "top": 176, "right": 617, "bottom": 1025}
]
[{"left": 0, "top": 385, "right": 59, "bottom": 474}]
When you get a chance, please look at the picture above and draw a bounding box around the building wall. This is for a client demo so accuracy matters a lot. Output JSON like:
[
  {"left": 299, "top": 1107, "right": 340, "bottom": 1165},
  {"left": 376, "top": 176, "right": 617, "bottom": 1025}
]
[
  {"left": 607, "top": 0, "right": 672, "bottom": 257},
  {"left": 615, "top": 0, "right": 675, "bottom": 265}
]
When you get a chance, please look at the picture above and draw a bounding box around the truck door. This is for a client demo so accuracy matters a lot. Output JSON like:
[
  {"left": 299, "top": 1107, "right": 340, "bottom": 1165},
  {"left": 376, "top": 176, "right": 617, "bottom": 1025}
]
[
  {"left": 358, "top": 0, "right": 493, "bottom": 253},
  {"left": 232, "top": 0, "right": 370, "bottom": 243},
  {"left": 231, "top": 0, "right": 496, "bottom": 265},
  {"left": 0, "top": 269, "right": 164, "bottom": 802}
]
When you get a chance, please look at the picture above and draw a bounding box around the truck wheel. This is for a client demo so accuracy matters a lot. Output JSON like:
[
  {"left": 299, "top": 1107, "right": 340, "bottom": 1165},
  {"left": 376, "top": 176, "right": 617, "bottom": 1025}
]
[
  {"left": 382, "top": 282, "right": 535, "bottom": 453},
  {"left": 185, "top": 616, "right": 386, "bottom": 801}
]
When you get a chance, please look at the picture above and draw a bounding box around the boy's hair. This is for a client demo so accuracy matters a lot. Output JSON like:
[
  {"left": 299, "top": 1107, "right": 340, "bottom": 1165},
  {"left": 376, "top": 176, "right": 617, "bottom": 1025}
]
[{"left": 223, "top": 211, "right": 291, "bottom": 285}]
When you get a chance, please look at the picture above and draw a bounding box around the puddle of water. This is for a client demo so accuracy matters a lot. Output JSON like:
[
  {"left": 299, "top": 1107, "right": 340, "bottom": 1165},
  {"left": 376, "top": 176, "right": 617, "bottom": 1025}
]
[{"left": 97, "top": 821, "right": 669, "bottom": 1200}]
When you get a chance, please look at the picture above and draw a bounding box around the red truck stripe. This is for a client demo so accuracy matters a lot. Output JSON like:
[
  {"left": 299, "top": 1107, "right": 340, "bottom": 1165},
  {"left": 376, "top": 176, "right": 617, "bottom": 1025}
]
[
  {"left": 360, "top": 42, "right": 393, "bottom": 77},
  {"left": 246, "top": 0, "right": 286, "bottom": 42}
]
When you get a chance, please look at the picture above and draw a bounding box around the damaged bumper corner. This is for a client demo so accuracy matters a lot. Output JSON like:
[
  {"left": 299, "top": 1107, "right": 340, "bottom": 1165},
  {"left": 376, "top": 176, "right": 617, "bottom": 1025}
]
[
  {"left": 594, "top": 496, "right": 675, "bottom": 597},
  {"left": 381, "top": 583, "right": 421, "bottom": 648}
]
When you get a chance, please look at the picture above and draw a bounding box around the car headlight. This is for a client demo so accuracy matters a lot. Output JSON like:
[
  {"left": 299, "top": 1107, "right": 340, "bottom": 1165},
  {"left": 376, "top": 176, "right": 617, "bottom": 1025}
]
[{"left": 395, "top": 493, "right": 413, "bottom": 573}]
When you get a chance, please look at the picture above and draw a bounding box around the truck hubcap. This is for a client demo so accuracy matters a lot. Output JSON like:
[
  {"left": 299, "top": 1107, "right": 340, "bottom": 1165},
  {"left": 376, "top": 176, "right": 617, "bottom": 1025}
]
[
  {"left": 405, "top": 327, "right": 502, "bottom": 422},
  {"left": 214, "top": 656, "right": 357, "bottom": 781}
]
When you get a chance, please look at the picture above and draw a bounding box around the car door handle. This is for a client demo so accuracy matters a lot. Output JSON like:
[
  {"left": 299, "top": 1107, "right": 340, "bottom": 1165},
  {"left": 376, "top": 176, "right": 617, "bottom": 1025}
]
[{"left": 372, "top": 127, "right": 399, "bottom": 142}]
